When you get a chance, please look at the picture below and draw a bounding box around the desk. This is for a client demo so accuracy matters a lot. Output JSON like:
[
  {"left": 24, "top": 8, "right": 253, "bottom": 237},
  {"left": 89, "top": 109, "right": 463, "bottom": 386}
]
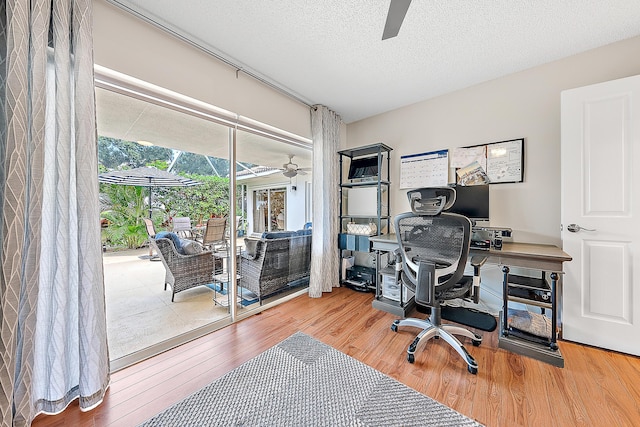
[{"left": 370, "top": 234, "right": 572, "bottom": 366}]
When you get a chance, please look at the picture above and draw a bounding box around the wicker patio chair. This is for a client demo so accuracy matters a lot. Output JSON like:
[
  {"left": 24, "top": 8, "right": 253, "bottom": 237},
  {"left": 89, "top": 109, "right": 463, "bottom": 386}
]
[{"left": 154, "top": 237, "right": 220, "bottom": 302}]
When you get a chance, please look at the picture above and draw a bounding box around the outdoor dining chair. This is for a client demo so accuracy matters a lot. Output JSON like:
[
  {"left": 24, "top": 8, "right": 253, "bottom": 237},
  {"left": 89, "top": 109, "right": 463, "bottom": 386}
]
[
  {"left": 172, "top": 216, "right": 194, "bottom": 239},
  {"left": 143, "top": 217, "right": 160, "bottom": 259},
  {"left": 201, "top": 217, "right": 228, "bottom": 252}
]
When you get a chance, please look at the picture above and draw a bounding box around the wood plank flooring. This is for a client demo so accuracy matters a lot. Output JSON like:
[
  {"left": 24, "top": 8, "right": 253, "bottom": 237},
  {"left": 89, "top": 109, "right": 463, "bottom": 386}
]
[{"left": 31, "top": 287, "right": 640, "bottom": 427}]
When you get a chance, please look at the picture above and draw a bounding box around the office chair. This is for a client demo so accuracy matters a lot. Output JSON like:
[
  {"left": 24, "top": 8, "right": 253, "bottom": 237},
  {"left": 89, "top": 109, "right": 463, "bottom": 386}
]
[{"left": 391, "top": 187, "right": 485, "bottom": 374}]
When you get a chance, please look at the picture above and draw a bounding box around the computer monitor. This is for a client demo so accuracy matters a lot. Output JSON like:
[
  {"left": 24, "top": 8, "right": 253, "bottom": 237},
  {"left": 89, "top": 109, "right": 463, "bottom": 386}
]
[
  {"left": 348, "top": 156, "right": 378, "bottom": 180},
  {"left": 448, "top": 184, "right": 490, "bottom": 222}
]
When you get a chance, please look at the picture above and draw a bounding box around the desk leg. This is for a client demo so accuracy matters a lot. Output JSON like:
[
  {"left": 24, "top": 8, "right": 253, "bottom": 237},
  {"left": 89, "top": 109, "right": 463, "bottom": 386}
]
[
  {"left": 502, "top": 265, "right": 510, "bottom": 336},
  {"left": 550, "top": 272, "right": 559, "bottom": 351}
]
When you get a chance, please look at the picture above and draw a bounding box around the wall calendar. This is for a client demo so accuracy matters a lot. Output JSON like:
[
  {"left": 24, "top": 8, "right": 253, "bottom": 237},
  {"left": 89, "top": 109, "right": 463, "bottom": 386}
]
[{"left": 400, "top": 149, "right": 449, "bottom": 189}]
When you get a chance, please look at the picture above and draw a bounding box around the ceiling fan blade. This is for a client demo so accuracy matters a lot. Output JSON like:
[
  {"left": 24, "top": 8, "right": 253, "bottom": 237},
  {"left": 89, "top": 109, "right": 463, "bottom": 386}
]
[{"left": 382, "top": 0, "right": 412, "bottom": 40}]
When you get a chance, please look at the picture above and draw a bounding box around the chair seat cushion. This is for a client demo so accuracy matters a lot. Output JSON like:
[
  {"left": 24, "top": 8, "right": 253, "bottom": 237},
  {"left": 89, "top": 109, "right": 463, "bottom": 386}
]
[
  {"left": 401, "top": 273, "right": 472, "bottom": 301},
  {"left": 436, "top": 275, "right": 473, "bottom": 300}
]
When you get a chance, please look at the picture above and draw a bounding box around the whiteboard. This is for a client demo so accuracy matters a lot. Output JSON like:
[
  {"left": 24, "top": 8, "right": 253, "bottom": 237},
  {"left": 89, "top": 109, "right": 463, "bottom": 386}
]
[
  {"left": 486, "top": 139, "right": 524, "bottom": 183},
  {"left": 400, "top": 149, "right": 449, "bottom": 189}
]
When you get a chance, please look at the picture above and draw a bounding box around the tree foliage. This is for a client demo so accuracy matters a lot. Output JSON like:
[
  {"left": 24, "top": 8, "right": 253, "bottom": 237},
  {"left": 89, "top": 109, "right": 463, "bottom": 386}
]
[
  {"left": 98, "top": 136, "right": 173, "bottom": 170},
  {"left": 100, "top": 185, "right": 152, "bottom": 249},
  {"left": 98, "top": 136, "right": 248, "bottom": 249},
  {"left": 171, "top": 152, "right": 230, "bottom": 176},
  {"left": 158, "top": 174, "right": 231, "bottom": 224}
]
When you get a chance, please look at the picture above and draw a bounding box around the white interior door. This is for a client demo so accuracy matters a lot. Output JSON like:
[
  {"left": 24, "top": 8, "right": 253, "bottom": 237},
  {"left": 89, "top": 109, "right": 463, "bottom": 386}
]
[{"left": 561, "top": 74, "right": 640, "bottom": 356}]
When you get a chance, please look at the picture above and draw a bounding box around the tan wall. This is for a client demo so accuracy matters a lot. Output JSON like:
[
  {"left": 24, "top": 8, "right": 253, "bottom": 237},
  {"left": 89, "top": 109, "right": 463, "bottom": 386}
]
[
  {"left": 347, "top": 35, "right": 640, "bottom": 246},
  {"left": 93, "top": 0, "right": 311, "bottom": 140}
]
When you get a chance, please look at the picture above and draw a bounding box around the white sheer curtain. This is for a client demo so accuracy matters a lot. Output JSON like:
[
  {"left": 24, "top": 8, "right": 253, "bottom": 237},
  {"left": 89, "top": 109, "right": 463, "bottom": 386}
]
[
  {"left": 0, "top": 1, "right": 109, "bottom": 425},
  {"left": 309, "top": 106, "right": 342, "bottom": 297}
]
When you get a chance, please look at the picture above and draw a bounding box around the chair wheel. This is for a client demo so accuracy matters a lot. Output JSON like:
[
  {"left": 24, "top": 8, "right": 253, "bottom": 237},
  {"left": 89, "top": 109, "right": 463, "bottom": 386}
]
[
  {"left": 391, "top": 324, "right": 398, "bottom": 332},
  {"left": 407, "top": 353, "right": 415, "bottom": 363},
  {"left": 468, "top": 365, "right": 478, "bottom": 375},
  {"left": 472, "top": 339, "right": 481, "bottom": 347}
]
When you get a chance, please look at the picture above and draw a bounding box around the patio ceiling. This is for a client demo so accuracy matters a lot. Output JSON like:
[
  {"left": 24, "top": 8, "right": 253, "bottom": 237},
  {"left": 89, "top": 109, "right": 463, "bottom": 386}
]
[{"left": 95, "top": 86, "right": 312, "bottom": 172}]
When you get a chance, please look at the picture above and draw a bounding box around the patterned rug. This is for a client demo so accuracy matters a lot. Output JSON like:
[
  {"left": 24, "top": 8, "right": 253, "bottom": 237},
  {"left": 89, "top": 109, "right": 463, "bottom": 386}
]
[{"left": 139, "top": 332, "right": 483, "bottom": 426}]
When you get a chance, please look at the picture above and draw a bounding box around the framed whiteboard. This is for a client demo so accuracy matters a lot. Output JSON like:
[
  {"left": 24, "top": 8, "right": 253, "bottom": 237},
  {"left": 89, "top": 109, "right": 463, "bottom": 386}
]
[
  {"left": 400, "top": 149, "right": 449, "bottom": 189},
  {"left": 485, "top": 138, "right": 524, "bottom": 183},
  {"left": 453, "top": 138, "right": 524, "bottom": 185}
]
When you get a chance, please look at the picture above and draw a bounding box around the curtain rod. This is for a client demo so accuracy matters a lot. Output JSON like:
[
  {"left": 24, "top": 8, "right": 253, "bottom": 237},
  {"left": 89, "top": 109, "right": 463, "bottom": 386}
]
[{"left": 106, "top": 0, "right": 313, "bottom": 109}]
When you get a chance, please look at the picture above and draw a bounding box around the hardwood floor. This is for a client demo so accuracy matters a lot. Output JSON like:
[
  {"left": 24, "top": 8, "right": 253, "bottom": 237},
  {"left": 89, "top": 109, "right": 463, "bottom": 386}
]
[{"left": 32, "top": 287, "right": 640, "bottom": 427}]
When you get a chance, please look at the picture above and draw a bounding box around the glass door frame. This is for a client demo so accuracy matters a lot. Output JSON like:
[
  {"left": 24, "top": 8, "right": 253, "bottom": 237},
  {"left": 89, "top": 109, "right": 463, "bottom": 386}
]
[{"left": 95, "top": 66, "right": 311, "bottom": 371}]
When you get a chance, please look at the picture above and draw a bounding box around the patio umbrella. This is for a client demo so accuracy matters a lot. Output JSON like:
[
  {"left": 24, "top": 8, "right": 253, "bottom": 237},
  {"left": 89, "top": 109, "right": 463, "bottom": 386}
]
[{"left": 98, "top": 166, "right": 201, "bottom": 219}]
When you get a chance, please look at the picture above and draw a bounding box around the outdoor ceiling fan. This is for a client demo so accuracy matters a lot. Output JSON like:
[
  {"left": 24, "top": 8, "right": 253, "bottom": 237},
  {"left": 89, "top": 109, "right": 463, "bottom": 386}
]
[
  {"left": 282, "top": 155, "right": 309, "bottom": 178},
  {"left": 382, "top": 0, "right": 412, "bottom": 40}
]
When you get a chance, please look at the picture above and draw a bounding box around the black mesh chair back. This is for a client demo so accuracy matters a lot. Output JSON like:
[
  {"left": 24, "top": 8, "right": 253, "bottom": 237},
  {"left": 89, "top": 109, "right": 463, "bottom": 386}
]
[
  {"left": 390, "top": 186, "right": 483, "bottom": 374},
  {"left": 395, "top": 212, "right": 471, "bottom": 306}
]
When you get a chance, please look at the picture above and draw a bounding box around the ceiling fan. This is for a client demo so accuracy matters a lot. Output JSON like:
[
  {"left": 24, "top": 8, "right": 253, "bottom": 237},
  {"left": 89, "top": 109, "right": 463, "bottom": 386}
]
[
  {"left": 282, "top": 155, "right": 310, "bottom": 178},
  {"left": 382, "top": 0, "right": 412, "bottom": 40}
]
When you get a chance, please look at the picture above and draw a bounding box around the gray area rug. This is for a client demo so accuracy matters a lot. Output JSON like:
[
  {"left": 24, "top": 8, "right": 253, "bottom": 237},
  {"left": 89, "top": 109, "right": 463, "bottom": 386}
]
[{"left": 139, "top": 332, "right": 482, "bottom": 426}]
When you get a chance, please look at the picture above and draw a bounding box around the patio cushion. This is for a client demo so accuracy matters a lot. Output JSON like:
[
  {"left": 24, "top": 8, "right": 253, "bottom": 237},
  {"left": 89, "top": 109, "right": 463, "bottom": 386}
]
[
  {"left": 244, "top": 237, "right": 260, "bottom": 259},
  {"left": 182, "top": 239, "right": 203, "bottom": 255},
  {"left": 155, "top": 231, "right": 184, "bottom": 254},
  {"left": 261, "top": 231, "right": 296, "bottom": 239}
]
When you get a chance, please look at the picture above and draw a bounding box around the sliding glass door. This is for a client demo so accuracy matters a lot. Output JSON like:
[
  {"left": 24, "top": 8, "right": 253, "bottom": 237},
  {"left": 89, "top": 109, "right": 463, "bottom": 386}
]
[
  {"left": 253, "top": 188, "right": 287, "bottom": 233},
  {"left": 95, "top": 69, "right": 312, "bottom": 370}
]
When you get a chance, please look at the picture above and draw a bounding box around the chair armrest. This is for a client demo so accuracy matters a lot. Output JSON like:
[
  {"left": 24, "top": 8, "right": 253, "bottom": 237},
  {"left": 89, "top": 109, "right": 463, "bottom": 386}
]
[
  {"left": 469, "top": 256, "right": 487, "bottom": 303},
  {"left": 470, "top": 255, "right": 488, "bottom": 268}
]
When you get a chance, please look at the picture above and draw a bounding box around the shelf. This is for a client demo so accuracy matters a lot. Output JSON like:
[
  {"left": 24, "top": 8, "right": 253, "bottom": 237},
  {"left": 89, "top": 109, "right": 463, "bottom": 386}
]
[
  {"left": 498, "top": 311, "right": 563, "bottom": 367},
  {"left": 507, "top": 274, "right": 550, "bottom": 291},
  {"left": 337, "top": 143, "right": 393, "bottom": 158},
  {"left": 213, "top": 294, "right": 242, "bottom": 307},
  {"left": 379, "top": 266, "right": 395, "bottom": 276},
  {"left": 341, "top": 215, "right": 390, "bottom": 220},
  {"left": 507, "top": 295, "right": 552, "bottom": 309},
  {"left": 339, "top": 143, "right": 392, "bottom": 306},
  {"left": 372, "top": 296, "right": 415, "bottom": 317},
  {"left": 342, "top": 279, "right": 375, "bottom": 290},
  {"left": 340, "top": 181, "right": 390, "bottom": 188}
]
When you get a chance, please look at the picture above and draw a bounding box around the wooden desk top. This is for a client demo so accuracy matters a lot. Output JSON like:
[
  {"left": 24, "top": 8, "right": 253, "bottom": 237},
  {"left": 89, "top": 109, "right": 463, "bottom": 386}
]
[
  {"left": 370, "top": 234, "right": 572, "bottom": 270},
  {"left": 487, "top": 242, "right": 572, "bottom": 263}
]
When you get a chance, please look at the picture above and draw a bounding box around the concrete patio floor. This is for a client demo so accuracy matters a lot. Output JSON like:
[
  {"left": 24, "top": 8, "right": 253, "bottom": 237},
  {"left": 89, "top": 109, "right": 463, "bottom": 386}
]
[{"left": 103, "top": 248, "right": 233, "bottom": 361}]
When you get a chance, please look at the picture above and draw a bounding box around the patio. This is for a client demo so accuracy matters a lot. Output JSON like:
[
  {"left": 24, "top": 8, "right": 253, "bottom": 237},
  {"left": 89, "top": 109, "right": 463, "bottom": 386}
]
[
  {"left": 103, "top": 236, "right": 309, "bottom": 363},
  {"left": 104, "top": 247, "right": 233, "bottom": 361}
]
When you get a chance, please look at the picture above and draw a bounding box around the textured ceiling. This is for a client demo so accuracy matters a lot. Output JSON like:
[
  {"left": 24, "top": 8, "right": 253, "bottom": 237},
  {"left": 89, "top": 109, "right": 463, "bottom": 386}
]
[{"left": 109, "top": 0, "right": 640, "bottom": 123}]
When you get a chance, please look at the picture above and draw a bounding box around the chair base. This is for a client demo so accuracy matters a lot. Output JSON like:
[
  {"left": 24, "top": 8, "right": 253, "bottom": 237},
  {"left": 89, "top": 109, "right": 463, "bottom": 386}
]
[{"left": 391, "top": 317, "right": 482, "bottom": 374}]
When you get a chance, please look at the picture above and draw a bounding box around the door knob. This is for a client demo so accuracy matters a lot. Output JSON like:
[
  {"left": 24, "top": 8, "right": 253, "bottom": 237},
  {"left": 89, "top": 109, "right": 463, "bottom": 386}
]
[{"left": 567, "top": 223, "right": 596, "bottom": 233}]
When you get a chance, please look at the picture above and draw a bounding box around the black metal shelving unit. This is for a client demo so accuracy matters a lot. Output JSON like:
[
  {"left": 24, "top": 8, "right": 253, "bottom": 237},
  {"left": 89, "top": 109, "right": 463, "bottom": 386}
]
[{"left": 337, "top": 143, "right": 392, "bottom": 291}]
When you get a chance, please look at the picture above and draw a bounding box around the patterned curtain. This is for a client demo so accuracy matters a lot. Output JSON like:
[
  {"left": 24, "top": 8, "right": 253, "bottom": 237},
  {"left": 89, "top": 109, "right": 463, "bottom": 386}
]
[
  {"left": 0, "top": 1, "right": 109, "bottom": 425},
  {"left": 309, "top": 106, "right": 342, "bottom": 297}
]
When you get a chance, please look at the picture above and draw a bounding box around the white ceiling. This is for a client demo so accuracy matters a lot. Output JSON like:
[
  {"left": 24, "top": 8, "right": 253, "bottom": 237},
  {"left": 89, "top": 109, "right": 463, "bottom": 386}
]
[
  {"left": 96, "top": 87, "right": 313, "bottom": 170},
  {"left": 109, "top": 0, "right": 640, "bottom": 123}
]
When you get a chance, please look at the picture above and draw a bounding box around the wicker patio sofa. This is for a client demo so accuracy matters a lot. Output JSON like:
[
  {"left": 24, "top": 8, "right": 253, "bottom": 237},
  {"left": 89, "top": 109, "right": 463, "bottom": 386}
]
[
  {"left": 240, "top": 230, "right": 312, "bottom": 303},
  {"left": 152, "top": 233, "right": 221, "bottom": 302}
]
